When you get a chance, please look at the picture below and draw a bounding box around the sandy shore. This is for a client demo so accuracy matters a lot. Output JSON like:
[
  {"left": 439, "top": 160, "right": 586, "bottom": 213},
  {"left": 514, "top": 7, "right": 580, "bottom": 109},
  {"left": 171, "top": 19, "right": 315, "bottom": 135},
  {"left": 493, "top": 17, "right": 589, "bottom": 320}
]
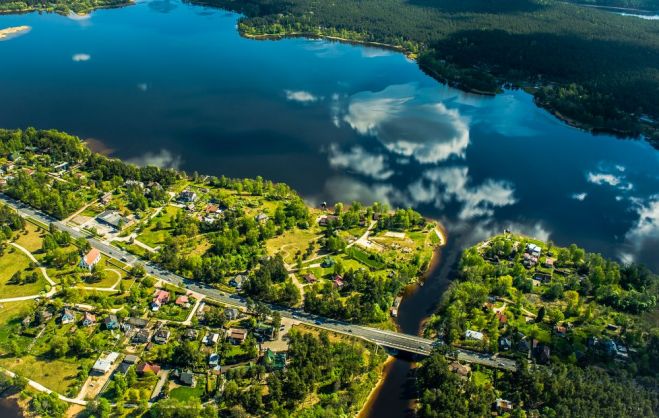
[
  {"left": 0, "top": 26, "right": 30, "bottom": 41},
  {"left": 356, "top": 356, "right": 395, "bottom": 418}
]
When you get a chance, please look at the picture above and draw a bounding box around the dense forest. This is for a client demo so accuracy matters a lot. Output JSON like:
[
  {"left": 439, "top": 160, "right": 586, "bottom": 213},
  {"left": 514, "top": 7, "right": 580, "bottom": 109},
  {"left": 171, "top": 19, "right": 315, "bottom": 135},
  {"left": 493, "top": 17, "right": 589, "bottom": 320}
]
[
  {"left": 196, "top": 0, "right": 659, "bottom": 146},
  {"left": 416, "top": 352, "right": 658, "bottom": 417},
  {"left": 0, "top": 0, "right": 129, "bottom": 14}
]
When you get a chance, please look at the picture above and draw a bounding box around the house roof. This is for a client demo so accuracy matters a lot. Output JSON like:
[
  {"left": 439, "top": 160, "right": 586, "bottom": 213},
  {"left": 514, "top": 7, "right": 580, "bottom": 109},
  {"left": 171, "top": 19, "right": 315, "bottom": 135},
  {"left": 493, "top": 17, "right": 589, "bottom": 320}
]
[
  {"left": 104, "top": 314, "right": 118, "bottom": 324},
  {"left": 153, "top": 290, "right": 170, "bottom": 304},
  {"left": 83, "top": 248, "right": 100, "bottom": 266},
  {"left": 83, "top": 312, "right": 96, "bottom": 322},
  {"left": 303, "top": 273, "right": 317, "bottom": 283},
  {"left": 137, "top": 362, "right": 161, "bottom": 374},
  {"left": 175, "top": 295, "right": 189, "bottom": 305},
  {"left": 228, "top": 328, "right": 247, "bottom": 340},
  {"left": 123, "top": 355, "right": 139, "bottom": 364}
]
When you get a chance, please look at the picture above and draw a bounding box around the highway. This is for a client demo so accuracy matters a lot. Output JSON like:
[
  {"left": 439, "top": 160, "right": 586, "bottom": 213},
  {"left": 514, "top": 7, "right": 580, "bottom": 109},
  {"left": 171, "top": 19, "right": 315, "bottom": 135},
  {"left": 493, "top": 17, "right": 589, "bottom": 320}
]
[{"left": 0, "top": 193, "right": 517, "bottom": 372}]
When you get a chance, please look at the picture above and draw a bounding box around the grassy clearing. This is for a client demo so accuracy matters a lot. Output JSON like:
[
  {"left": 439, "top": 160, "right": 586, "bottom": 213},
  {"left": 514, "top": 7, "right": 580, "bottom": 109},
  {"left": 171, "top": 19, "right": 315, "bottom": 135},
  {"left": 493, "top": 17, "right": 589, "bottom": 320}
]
[
  {"left": 265, "top": 228, "right": 320, "bottom": 264},
  {"left": 13, "top": 222, "right": 45, "bottom": 253},
  {"left": 137, "top": 205, "right": 179, "bottom": 248},
  {"left": 0, "top": 249, "right": 46, "bottom": 298},
  {"left": 0, "top": 355, "right": 80, "bottom": 394}
]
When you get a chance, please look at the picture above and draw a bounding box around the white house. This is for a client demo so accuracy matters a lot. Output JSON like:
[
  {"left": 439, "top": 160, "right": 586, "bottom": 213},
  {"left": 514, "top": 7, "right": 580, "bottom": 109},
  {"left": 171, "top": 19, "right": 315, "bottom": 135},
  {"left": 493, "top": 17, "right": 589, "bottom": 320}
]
[
  {"left": 80, "top": 248, "right": 101, "bottom": 271},
  {"left": 465, "top": 330, "right": 484, "bottom": 341}
]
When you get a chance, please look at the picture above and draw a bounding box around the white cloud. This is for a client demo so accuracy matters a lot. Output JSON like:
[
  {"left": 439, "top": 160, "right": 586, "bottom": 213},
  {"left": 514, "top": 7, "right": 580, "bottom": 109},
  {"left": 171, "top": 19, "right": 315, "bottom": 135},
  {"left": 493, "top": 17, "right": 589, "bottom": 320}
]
[
  {"left": 127, "top": 149, "right": 182, "bottom": 169},
  {"left": 587, "top": 172, "right": 621, "bottom": 186},
  {"left": 321, "top": 176, "right": 405, "bottom": 208},
  {"left": 72, "top": 53, "right": 91, "bottom": 62},
  {"left": 571, "top": 192, "right": 587, "bottom": 201},
  {"left": 340, "top": 84, "right": 470, "bottom": 164},
  {"left": 411, "top": 166, "right": 517, "bottom": 220},
  {"left": 285, "top": 90, "right": 319, "bottom": 104},
  {"left": 328, "top": 144, "right": 394, "bottom": 180},
  {"left": 626, "top": 196, "right": 659, "bottom": 243},
  {"left": 586, "top": 171, "right": 633, "bottom": 191}
]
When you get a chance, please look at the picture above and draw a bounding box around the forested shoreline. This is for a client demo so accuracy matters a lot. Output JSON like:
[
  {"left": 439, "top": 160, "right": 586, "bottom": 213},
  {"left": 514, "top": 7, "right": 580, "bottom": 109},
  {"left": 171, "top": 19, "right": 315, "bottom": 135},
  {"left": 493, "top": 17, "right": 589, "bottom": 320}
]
[
  {"left": 192, "top": 0, "right": 659, "bottom": 147},
  {"left": 0, "top": 0, "right": 130, "bottom": 15}
]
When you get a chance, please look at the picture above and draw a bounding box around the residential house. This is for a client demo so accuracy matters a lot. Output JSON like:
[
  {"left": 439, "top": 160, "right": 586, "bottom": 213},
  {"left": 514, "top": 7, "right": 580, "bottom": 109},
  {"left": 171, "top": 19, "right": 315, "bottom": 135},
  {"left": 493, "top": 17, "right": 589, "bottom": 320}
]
[
  {"left": 303, "top": 273, "right": 317, "bottom": 284},
  {"left": 499, "top": 336, "right": 512, "bottom": 351},
  {"left": 175, "top": 295, "right": 190, "bottom": 307},
  {"left": 494, "top": 399, "right": 514, "bottom": 413},
  {"left": 255, "top": 213, "right": 269, "bottom": 223},
  {"left": 92, "top": 352, "right": 120, "bottom": 374},
  {"left": 80, "top": 248, "right": 101, "bottom": 271},
  {"left": 117, "top": 354, "right": 140, "bottom": 373},
  {"left": 179, "top": 371, "right": 195, "bottom": 386},
  {"left": 261, "top": 349, "right": 287, "bottom": 371},
  {"left": 465, "top": 330, "right": 484, "bottom": 341},
  {"left": 151, "top": 289, "right": 170, "bottom": 311},
  {"left": 229, "top": 274, "right": 247, "bottom": 290},
  {"left": 205, "top": 204, "right": 221, "bottom": 214},
  {"left": 37, "top": 309, "right": 53, "bottom": 324},
  {"left": 526, "top": 243, "right": 542, "bottom": 257},
  {"left": 104, "top": 314, "right": 119, "bottom": 330},
  {"left": 448, "top": 361, "right": 471, "bottom": 379},
  {"left": 153, "top": 328, "right": 171, "bottom": 344},
  {"left": 227, "top": 328, "right": 247, "bottom": 345},
  {"left": 133, "top": 329, "right": 151, "bottom": 344},
  {"left": 203, "top": 332, "right": 220, "bottom": 346},
  {"left": 137, "top": 362, "right": 161, "bottom": 375},
  {"left": 21, "top": 316, "right": 32, "bottom": 328},
  {"left": 318, "top": 215, "right": 339, "bottom": 227},
  {"left": 97, "top": 210, "right": 130, "bottom": 231},
  {"left": 61, "top": 308, "right": 75, "bottom": 325},
  {"left": 495, "top": 312, "right": 508, "bottom": 325},
  {"left": 82, "top": 312, "right": 96, "bottom": 327},
  {"left": 224, "top": 308, "right": 239, "bottom": 321},
  {"left": 178, "top": 190, "right": 197, "bottom": 203},
  {"left": 127, "top": 317, "right": 148, "bottom": 328},
  {"left": 100, "top": 192, "right": 112, "bottom": 206},
  {"left": 208, "top": 353, "right": 220, "bottom": 367},
  {"left": 333, "top": 274, "right": 345, "bottom": 288},
  {"left": 543, "top": 257, "right": 556, "bottom": 268},
  {"left": 183, "top": 329, "right": 198, "bottom": 340}
]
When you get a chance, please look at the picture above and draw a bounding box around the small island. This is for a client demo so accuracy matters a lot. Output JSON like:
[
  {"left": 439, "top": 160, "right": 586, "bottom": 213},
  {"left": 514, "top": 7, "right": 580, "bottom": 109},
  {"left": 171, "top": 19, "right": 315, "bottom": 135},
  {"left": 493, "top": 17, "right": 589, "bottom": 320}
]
[{"left": 0, "top": 25, "right": 30, "bottom": 41}]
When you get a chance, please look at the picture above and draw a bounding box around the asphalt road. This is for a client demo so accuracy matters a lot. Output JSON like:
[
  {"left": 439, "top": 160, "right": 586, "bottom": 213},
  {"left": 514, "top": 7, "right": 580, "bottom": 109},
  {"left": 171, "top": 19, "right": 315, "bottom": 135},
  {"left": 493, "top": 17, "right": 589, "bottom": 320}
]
[{"left": 0, "top": 193, "right": 517, "bottom": 372}]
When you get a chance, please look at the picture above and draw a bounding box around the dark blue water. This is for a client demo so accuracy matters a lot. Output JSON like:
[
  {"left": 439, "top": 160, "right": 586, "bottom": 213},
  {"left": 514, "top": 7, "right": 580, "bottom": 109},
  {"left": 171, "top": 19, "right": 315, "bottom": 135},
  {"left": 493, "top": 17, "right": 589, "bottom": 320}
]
[{"left": 0, "top": 2, "right": 658, "bottom": 416}]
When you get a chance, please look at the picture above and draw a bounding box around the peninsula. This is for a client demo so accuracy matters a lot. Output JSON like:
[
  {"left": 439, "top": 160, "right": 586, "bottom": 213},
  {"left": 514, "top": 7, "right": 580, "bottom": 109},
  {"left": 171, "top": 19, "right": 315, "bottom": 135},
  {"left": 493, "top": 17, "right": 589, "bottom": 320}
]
[{"left": 0, "top": 128, "right": 443, "bottom": 417}]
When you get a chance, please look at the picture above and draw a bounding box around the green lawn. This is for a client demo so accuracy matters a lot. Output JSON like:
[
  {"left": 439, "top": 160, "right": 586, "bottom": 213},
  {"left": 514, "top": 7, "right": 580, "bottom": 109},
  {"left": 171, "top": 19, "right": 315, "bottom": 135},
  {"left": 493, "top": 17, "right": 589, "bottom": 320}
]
[
  {"left": 169, "top": 379, "right": 205, "bottom": 401},
  {"left": 0, "top": 249, "right": 46, "bottom": 298},
  {"left": 136, "top": 205, "right": 180, "bottom": 248}
]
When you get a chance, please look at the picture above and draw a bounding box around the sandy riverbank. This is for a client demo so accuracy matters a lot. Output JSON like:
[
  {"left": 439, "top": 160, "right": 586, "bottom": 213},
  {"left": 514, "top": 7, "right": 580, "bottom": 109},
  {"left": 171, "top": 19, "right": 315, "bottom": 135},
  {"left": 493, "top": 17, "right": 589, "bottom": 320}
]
[
  {"left": 356, "top": 356, "right": 395, "bottom": 418},
  {"left": 0, "top": 26, "right": 30, "bottom": 41}
]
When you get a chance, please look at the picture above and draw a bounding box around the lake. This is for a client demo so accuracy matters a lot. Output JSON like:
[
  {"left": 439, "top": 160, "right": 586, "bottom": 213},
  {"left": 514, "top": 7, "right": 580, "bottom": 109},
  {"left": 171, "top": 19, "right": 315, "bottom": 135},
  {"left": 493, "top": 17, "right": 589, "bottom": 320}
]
[{"left": 0, "top": 1, "right": 658, "bottom": 416}]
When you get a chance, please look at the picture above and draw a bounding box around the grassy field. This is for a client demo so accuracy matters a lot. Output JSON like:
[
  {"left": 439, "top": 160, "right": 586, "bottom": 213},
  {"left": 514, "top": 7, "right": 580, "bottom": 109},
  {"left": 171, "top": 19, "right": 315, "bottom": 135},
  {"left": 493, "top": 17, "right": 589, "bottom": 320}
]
[
  {"left": 0, "top": 355, "right": 81, "bottom": 394},
  {"left": 265, "top": 228, "right": 321, "bottom": 264},
  {"left": 0, "top": 248, "right": 46, "bottom": 298},
  {"left": 13, "top": 222, "right": 46, "bottom": 253},
  {"left": 0, "top": 300, "right": 35, "bottom": 353},
  {"left": 136, "top": 205, "right": 180, "bottom": 248}
]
